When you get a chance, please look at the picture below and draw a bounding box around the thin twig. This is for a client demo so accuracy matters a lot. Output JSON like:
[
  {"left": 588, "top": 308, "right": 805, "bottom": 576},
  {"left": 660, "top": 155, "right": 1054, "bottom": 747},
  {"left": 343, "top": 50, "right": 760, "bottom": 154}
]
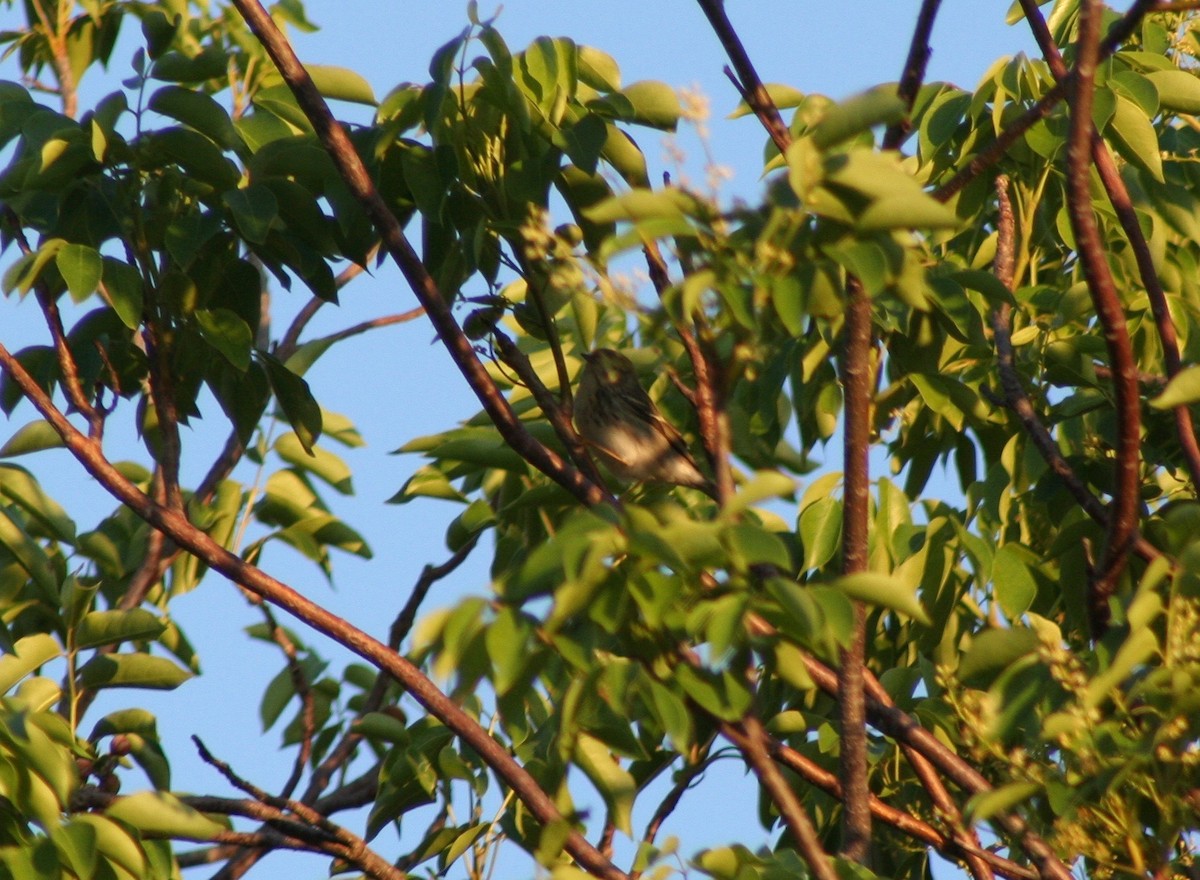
[
  {"left": 629, "top": 741, "right": 717, "bottom": 879},
  {"left": 990, "top": 140, "right": 1160, "bottom": 568},
  {"left": 492, "top": 331, "right": 607, "bottom": 488},
  {"left": 141, "top": 319, "right": 185, "bottom": 511},
  {"left": 694, "top": 1, "right": 790, "bottom": 154},
  {"left": 220, "top": 536, "right": 483, "bottom": 877},
  {"left": 882, "top": 0, "right": 945, "bottom": 152},
  {"left": 0, "top": 209, "right": 104, "bottom": 436}
]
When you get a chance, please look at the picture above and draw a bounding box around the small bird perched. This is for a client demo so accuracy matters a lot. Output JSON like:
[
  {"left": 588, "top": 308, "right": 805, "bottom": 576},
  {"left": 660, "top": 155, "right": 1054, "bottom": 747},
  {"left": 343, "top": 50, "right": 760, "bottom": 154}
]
[{"left": 574, "top": 349, "right": 716, "bottom": 496}]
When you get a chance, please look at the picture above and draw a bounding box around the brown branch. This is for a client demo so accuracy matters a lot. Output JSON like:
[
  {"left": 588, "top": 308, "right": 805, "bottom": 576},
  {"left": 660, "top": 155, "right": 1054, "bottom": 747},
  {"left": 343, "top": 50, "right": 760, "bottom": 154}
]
[
  {"left": 0, "top": 209, "right": 103, "bottom": 436},
  {"left": 847, "top": 1, "right": 947, "bottom": 854},
  {"left": 194, "top": 737, "right": 405, "bottom": 880},
  {"left": 27, "top": 0, "right": 76, "bottom": 118},
  {"left": 0, "top": 340, "right": 627, "bottom": 880},
  {"left": 882, "top": 0, "right": 945, "bottom": 151},
  {"left": 694, "top": 1, "right": 791, "bottom": 155},
  {"left": 277, "top": 252, "right": 377, "bottom": 360},
  {"left": 769, "top": 741, "right": 1029, "bottom": 880},
  {"left": 837, "top": 275, "right": 874, "bottom": 861},
  {"left": 141, "top": 319, "right": 185, "bottom": 511},
  {"left": 722, "top": 717, "right": 838, "bottom": 880},
  {"left": 304, "top": 536, "right": 482, "bottom": 802},
  {"left": 639, "top": 224, "right": 729, "bottom": 501},
  {"left": 1017, "top": 0, "right": 1200, "bottom": 491},
  {"left": 801, "top": 655, "right": 1075, "bottom": 880},
  {"left": 229, "top": 0, "right": 605, "bottom": 509},
  {"left": 1063, "top": 0, "right": 1141, "bottom": 638},
  {"left": 213, "top": 536, "right": 482, "bottom": 877},
  {"left": 989, "top": 106, "right": 1160, "bottom": 572},
  {"left": 933, "top": 0, "right": 1156, "bottom": 202},
  {"left": 492, "top": 331, "right": 608, "bottom": 489},
  {"left": 262, "top": 604, "right": 315, "bottom": 801},
  {"left": 680, "top": 328, "right": 733, "bottom": 502},
  {"left": 629, "top": 742, "right": 716, "bottom": 879},
  {"left": 296, "top": 309, "right": 425, "bottom": 353}
]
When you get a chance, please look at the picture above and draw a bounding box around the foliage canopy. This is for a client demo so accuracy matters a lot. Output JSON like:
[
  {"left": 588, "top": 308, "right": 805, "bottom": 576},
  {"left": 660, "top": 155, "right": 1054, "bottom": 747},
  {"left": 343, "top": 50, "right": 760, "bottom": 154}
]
[{"left": 0, "top": 1, "right": 1199, "bottom": 879}]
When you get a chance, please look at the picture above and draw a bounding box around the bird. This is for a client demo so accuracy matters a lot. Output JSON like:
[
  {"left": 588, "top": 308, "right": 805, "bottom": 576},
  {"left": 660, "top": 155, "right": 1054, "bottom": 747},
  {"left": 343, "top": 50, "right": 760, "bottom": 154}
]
[{"left": 573, "top": 348, "right": 716, "bottom": 497}]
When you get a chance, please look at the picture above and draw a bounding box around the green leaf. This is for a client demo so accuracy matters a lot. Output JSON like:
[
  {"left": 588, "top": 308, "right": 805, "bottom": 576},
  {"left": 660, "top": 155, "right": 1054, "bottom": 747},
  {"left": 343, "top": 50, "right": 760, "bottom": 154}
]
[
  {"left": 71, "top": 814, "right": 147, "bottom": 877},
  {"left": 799, "top": 496, "right": 842, "bottom": 571},
  {"left": 55, "top": 244, "right": 102, "bottom": 302},
  {"left": 1151, "top": 364, "right": 1200, "bottom": 409},
  {"left": 584, "top": 188, "right": 697, "bottom": 224},
  {"left": 3, "top": 238, "right": 64, "bottom": 294},
  {"left": 833, "top": 572, "right": 930, "bottom": 623},
  {"left": 992, "top": 544, "right": 1039, "bottom": 620},
  {"left": 443, "top": 823, "right": 489, "bottom": 870},
  {"left": 724, "top": 470, "right": 797, "bottom": 515},
  {"left": 577, "top": 45, "right": 621, "bottom": 91},
  {"left": 304, "top": 65, "right": 378, "bottom": 106},
  {"left": 148, "top": 86, "right": 240, "bottom": 150},
  {"left": 1107, "top": 93, "right": 1163, "bottom": 183},
  {"left": 0, "top": 634, "right": 62, "bottom": 694},
  {"left": 148, "top": 127, "right": 241, "bottom": 189},
  {"left": 0, "top": 421, "right": 65, "bottom": 457},
  {"left": 275, "top": 432, "right": 352, "bottom": 493},
  {"left": 731, "top": 83, "right": 805, "bottom": 119},
  {"left": 105, "top": 792, "right": 224, "bottom": 839},
  {"left": 613, "top": 80, "right": 680, "bottom": 129},
  {"left": 573, "top": 733, "right": 636, "bottom": 835},
  {"left": 75, "top": 610, "right": 166, "bottom": 650},
  {"left": 809, "top": 86, "right": 906, "bottom": 149},
  {"left": 722, "top": 523, "right": 791, "bottom": 571},
  {"left": 674, "top": 666, "right": 753, "bottom": 721},
  {"left": 194, "top": 308, "right": 253, "bottom": 371},
  {"left": 222, "top": 185, "right": 278, "bottom": 245},
  {"left": 1145, "top": 69, "right": 1200, "bottom": 114},
  {"left": 0, "top": 508, "right": 57, "bottom": 598},
  {"left": 0, "top": 465, "right": 75, "bottom": 541},
  {"left": 959, "top": 627, "right": 1041, "bottom": 683},
  {"left": 258, "top": 352, "right": 322, "bottom": 454},
  {"left": 966, "top": 781, "right": 1039, "bottom": 822},
  {"left": 100, "top": 258, "right": 144, "bottom": 329},
  {"left": 78, "top": 653, "right": 193, "bottom": 690}
]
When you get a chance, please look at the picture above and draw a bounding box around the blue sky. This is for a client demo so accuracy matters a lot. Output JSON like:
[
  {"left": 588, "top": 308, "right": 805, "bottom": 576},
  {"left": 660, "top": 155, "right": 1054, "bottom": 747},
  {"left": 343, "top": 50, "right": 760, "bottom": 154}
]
[{"left": 0, "top": 2, "right": 1045, "bottom": 877}]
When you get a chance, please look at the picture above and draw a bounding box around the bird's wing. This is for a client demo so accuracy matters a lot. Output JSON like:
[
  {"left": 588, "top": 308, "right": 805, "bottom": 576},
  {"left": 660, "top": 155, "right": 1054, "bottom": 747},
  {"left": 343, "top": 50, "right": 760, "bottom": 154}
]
[{"left": 639, "top": 390, "right": 699, "bottom": 462}]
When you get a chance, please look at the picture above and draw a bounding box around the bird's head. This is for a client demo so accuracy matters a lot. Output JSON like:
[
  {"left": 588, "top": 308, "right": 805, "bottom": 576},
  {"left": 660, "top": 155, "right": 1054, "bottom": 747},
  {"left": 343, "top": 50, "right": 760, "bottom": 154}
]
[{"left": 581, "top": 349, "right": 638, "bottom": 388}]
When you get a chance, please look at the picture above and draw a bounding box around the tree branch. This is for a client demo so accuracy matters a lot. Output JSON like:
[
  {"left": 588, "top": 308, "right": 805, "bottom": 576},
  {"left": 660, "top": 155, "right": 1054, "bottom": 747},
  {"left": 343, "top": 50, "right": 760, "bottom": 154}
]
[
  {"left": 1063, "top": 0, "right": 1141, "bottom": 638},
  {"left": 882, "top": 0, "right": 944, "bottom": 151},
  {"left": 933, "top": 0, "right": 1156, "bottom": 202},
  {"left": 838, "top": 275, "right": 873, "bottom": 862},
  {"left": 0, "top": 339, "right": 628, "bottom": 880},
  {"left": 228, "top": 0, "right": 606, "bottom": 508},
  {"left": 802, "top": 655, "right": 1075, "bottom": 880},
  {"left": 492, "top": 331, "right": 607, "bottom": 489},
  {"left": 1017, "top": 0, "right": 1200, "bottom": 491},
  {"left": 769, "top": 740, "right": 1025, "bottom": 879},
  {"left": 722, "top": 716, "right": 838, "bottom": 880},
  {"left": 693, "top": 1, "right": 791, "bottom": 155},
  {"left": 989, "top": 178, "right": 1160, "bottom": 565}
]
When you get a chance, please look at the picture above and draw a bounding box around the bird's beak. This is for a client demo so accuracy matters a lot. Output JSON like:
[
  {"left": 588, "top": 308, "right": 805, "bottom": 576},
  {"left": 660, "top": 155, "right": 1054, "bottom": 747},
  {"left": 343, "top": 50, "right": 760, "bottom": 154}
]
[{"left": 582, "top": 351, "right": 597, "bottom": 364}]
